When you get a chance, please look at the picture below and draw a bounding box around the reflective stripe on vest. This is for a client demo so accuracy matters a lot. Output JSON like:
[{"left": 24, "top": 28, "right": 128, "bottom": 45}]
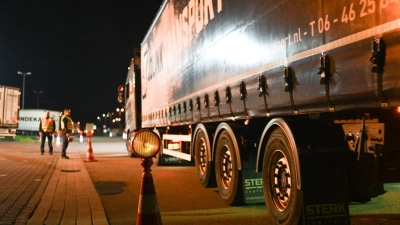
[
  {"left": 61, "top": 115, "right": 73, "bottom": 131},
  {"left": 41, "top": 117, "right": 54, "bottom": 132}
]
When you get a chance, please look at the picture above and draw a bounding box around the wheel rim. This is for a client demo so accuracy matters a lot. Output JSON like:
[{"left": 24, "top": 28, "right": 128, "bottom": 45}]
[
  {"left": 270, "top": 150, "right": 291, "bottom": 211},
  {"left": 127, "top": 133, "right": 133, "bottom": 152},
  {"left": 198, "top": 138, "right": 207, "bottom": 174},
  {"left": 220, "top": 145, "right": 232, "bottom": 189}
]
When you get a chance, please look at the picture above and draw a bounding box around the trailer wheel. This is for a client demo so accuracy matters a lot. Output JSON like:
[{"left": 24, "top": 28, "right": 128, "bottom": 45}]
[
  {"left": 150, "top": 129, "right": 163, "bottom": 166},
  {"left": 194, "top": 129, "right": 215, "bottom": 187},
  {"left": 126, "top": 131, "right": 136, "bottom": 158},
  {"left": 215, "top": 130, "right": 243, "bottom": 205},
  {"left": 152, "top": 150, "right": 163, "bottom": 166},
  {"left": 262, "top": 128, "right": 302, "bottom": 225}
]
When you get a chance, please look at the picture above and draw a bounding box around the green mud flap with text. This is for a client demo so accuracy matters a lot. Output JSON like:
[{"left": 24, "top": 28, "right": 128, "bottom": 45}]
[
  {"left": 159, "top": 154, "right": 193, "bottom": 165},
  {"left": 160, "top": 155, "right": 180, "bottom": 164},
  {"left": 300, "top": 149, "right": 350, "bottom": 225},
  {"left": 242, "top": 170, "right": 265, "bottom": 204}
]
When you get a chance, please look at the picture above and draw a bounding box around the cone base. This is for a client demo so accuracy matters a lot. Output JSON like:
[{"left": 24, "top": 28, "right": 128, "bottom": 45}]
[
  {"left": 85, "top": 159, "right": 97, "bottom": 162},
  {"left": 136, "top": 212, "right": 162, "bottom": 225},
  {"left": 85, "top": 154, "right": 96, "bottom": 162}
]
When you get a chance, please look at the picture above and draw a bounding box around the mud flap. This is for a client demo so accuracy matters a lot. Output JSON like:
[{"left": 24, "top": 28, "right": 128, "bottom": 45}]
[
  {"left": 299, "top": 149, "right": 350, "bottom": 225},
  {"left": 242, "top": 170, "right": 264, "bottom": 204},
  {"left": 346, "top": 151, "right": 385, "bottom": 202},
  {"left": 160, "top": 155, "right": 181, "bottom": 164}
]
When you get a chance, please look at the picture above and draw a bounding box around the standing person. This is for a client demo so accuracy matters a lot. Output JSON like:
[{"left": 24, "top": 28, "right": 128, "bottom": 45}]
[
  {"left": 39, "top": 111, "right": 56, "bottom": 155},
  {"left": 61, "top": 108, "right": 73, "bottom": 159}
]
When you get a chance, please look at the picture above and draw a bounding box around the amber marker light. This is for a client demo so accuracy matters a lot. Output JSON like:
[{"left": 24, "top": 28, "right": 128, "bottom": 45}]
[{"left": 131, "top": 130, "right": 161, "bottom": 158}]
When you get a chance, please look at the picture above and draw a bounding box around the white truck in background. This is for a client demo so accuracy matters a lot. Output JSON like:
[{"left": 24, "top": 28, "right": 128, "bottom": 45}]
[
  {"left": 17, "top": 109, "right": 61, "bottom": 136},
  {"left": 0, "top": 85, "right": 20, "bottom": 139}
]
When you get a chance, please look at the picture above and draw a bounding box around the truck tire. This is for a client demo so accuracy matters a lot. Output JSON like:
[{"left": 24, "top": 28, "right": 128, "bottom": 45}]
[
  {"left": 152, "top": 129, "right": 163, "bottom": 166},
  {"left": 152, "top": 150, "right": 163, "bottom": 166},
  {"left": 262, "top": 128, "right": 302, "bottom": 225},
  {"left": 194, "top": 128, "right": 216, "bottom": 187},
  {"left": 126, "top": 131, "right": 136, "bottom": 158},
  {"left": 215, "top": 130, "right": 243, "bottom": 205}
]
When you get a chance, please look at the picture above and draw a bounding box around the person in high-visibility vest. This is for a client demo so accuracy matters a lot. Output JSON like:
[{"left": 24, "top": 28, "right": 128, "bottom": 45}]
[
  {"left": 61, "top": 108, "right": 74, "bottom": 159},
  {"left": 39, "top": 111, "right": 56, "bottom": 155}
]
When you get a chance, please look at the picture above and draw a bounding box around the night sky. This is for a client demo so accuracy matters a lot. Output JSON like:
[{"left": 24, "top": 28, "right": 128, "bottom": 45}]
[{"left": 0, "top": 1, "right": 162, "bottom": 125}]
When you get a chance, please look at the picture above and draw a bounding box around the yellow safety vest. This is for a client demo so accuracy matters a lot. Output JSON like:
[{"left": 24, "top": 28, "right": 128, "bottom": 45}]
[
  {"left": 61, "top": 115, "right": 73, "bottom": 131},
  {"left": 41, "top": 117, "right": 55, "bottom": 132}
]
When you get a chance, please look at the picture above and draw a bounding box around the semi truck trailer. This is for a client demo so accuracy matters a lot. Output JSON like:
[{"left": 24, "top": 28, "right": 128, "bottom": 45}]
[
  {"left": 0, "top": 85, "right": 20, "bottom": 139},
  {"left": 17, "top": 109, "right": 61, "bottom": 136},
  {"left": 123, "top": 0, "right": 400, "bottom": 224}
]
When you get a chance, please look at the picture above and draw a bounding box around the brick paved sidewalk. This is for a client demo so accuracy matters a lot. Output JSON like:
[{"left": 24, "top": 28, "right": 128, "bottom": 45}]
[
  {"left": 0, "top": 141, "right": 108, "bottom": 225},
  {"left": 0, "top": 142, "right": 58, "bottom": 224},
  {"left": 27, "top": 142, "right": 108, "bottom": 225}
]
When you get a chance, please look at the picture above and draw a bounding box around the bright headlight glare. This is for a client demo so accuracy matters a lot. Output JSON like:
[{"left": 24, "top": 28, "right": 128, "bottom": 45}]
[{"left": 132, "top": 130, "right": 160, "bottom": 158}]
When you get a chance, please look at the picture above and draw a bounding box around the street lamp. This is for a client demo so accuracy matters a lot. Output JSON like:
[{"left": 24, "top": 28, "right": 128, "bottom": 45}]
[
  {"left": 104, "top": 112, "right": 112, "bottom": 129},
  {"left": 17, "top": 71, "right": 31, "bottom": 109},
  {"left": 106, "top": 113, "right": 110, "bottom": 129},
  {"left": 116, "top": 108, "right": 121, "bottom": 118},
  {"left": 34, "top": 90, "right": 43, "bottom": 109},
  {"left": 116, "top": 108, "right": 125, "bottom": 128},
  {"left": 108, "top": 112, "right": 113, "bottom": 129},
  {"left": 120, "top": 108, "right": 124, "bottom": 128}
]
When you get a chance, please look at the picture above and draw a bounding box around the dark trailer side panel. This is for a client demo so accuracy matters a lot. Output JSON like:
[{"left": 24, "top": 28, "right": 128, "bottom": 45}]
[{"left": 140, "top": 0, "right": 400, "bottom": 127}]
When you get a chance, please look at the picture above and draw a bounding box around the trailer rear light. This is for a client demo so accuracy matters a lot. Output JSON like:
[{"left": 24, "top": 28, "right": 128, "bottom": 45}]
[
  {"left": 131, "top": 130, "right": 161, "bottom": 158},
  {"left": 167, "top": 140, "right": 180, "bottom": 150}
]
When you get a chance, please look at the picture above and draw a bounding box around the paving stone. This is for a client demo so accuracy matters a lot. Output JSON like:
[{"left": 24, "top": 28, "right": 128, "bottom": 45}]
[{"left": 0, "top": 142, "right": 107, "bottom": 224}]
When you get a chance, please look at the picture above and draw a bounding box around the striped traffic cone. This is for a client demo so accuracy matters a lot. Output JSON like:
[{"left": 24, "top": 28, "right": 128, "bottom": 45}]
[
  {"left": 85, "top": 132, "right": 96, "bottom": 162},
  {"left": 56, "top": 133, "right": 61, "bottom": 146},
  {"left": 136, "top": 158, "right": 162, "bottom": 225}
]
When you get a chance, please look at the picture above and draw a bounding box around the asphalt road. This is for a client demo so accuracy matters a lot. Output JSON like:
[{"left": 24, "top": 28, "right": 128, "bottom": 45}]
[{"left": 85, "top": 136, "right": 400, "bottom": 225}]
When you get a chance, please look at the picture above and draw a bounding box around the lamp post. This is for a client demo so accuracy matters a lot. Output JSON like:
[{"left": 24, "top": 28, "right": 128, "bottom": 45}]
[
  {"left": 121, "top": 108, "right": 124, "bottom": 127},
  {"left": 116, "top": 108, "right": 121, "bottom": 122},
  {"left": 104, "top": 112, "right": 112, "bottom": 129},
  {"left": 17, "top": 71, "right": 31, "bottom": 109},
  {"left": 106, "top": 113, "right": 110, "bottom": 129},
  {"left": 33, "top": 90, "right": 43, "bottom": 109},
  {"left": 109, "top": 112, "right": 113, "bottom": 129},
  {"left": 102, "top": 114, "right": 106, "bottom": 128},
  {"left": 116, "top": 108, "right": 124, "bottom": 128}
]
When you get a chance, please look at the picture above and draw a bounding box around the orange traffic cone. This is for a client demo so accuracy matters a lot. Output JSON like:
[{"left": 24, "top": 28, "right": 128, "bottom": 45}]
[
  {"left": 136, "top": 158, "right": 162, "bottom": 225},
  {"left": 85, "top": 132, "right": 96, "bottom": 162}
]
